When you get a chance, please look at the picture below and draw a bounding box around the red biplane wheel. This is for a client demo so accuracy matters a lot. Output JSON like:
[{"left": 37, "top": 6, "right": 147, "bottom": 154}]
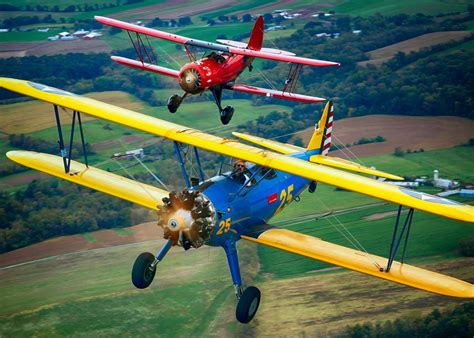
[
  {"left": 220, "top": 106, "right": 234, "bottom": 125},
  {"left": 167, "top": 94, "right": 181, "bottom": 113}
]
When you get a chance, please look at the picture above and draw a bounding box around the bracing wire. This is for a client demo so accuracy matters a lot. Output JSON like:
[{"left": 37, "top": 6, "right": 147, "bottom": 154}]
[{"left": 311, "top": 193, "right": 383, "bottom": 270}]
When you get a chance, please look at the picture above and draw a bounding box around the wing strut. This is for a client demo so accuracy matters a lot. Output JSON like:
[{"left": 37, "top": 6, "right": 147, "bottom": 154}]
[
  {"left": 53, "top": 105, "right": 89, "bottom": 173},
  {"left": 173, "top": 142, "right": 206, "bottom": 188},
  {"left": 282, "top": 63, "right": 303, "bottom": 94},
  {"left": 127, "top": 31, "right": 157, "bottom": 65},
  {"left": 386, "top": 206, "right": 415, "bottom": 272}
]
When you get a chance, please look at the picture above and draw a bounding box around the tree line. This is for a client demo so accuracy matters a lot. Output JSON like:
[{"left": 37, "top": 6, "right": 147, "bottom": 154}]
[
  {"left": 342, "top": 303, "right": 473, "bottom": 337},
  {"left": 0, "top": 179, "right": 147, "bottom": 253}
]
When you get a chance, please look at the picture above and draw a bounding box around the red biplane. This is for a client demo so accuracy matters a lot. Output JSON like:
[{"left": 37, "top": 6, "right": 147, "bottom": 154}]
[{"left": 95, "top": 15, "right": 340, "bottom": 124}]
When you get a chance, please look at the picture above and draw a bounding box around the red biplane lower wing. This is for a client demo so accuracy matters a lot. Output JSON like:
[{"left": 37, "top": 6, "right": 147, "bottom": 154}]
[
  {"left": 111, "top": 56, "right": 179, "bottom": 78},
  {"left": 227, "top": 83, "right": 325, "bottom": 103}
]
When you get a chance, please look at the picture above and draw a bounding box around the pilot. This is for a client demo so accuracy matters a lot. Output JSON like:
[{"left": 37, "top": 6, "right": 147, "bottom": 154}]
[{"left": 232, "top": 159, "right": 251, "bottom": 185}]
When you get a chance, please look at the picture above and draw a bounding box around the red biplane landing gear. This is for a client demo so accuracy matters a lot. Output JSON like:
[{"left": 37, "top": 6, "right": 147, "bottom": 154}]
[
  {"left": 167, "top": 93, "right": 188, "bottom": 113},
  {"left": 211, "top": 87, "right": 234, "bottom": 125}
]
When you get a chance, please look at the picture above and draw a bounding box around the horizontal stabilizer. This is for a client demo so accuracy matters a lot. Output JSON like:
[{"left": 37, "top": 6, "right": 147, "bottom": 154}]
[
  {"left": 227, "top": 83, "right": 325, "bottom": 103},
  {"left": 216, "top": 39, "right": 296, "bottom": 56},
  {"left": 242, "top": 228, "right": 474, "bottom": 298},
  {"left": 7, "top": 151, "right": 168, "bottom": 210},
  {"left": 310, "top": 155, "right": 404, "bottom": 181},
  {"left": 232, "top": 132, "right": 304, "bottom": 154},
  {"left": 111, "top": 56, "right": 179, "bottom": 78}
]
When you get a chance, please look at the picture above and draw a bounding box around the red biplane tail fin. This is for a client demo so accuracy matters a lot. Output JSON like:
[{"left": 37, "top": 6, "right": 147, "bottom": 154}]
[
  {"left": 247, "top": 16, "right": 264, "bottom": 51},
  {"left": 307, "top": 101, "right": 333, "bottom": 154}
]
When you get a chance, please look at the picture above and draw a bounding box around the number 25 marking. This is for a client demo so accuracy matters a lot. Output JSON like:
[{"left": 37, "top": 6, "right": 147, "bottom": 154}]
[
  {"left": 217, "top": 217, "right": 231, "bottom": 235},
  {"left": 275, "top": 184, "right": 294, "bottom": 214}
]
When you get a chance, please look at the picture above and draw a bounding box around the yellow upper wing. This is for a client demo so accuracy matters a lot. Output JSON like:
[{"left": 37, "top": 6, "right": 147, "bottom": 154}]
[
  {"left": 242, "top": 228, "right": 474, "bottom": 298},
  {"left": 7, "top": 150, "right": 168, "bottom": 210},
  {"left": 1, "top": 78, "right": 473, "bottom": 223}
]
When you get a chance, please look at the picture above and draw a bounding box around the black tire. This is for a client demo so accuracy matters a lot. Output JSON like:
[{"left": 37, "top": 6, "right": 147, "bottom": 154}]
[
  {"left": 236, "top": 286, "right": 261, "bottom": 324},
  {"left": 132, "top": 252, "right": 156, "bottom": 289},
  {"left": 167, "top": 94, "right": 181, "bottom": 113},
  {"left": 220, "top": 106, "right": 234, "bottom": 125}
]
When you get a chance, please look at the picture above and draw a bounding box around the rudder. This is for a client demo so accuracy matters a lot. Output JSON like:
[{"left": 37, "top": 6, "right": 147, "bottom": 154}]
[
  {"left": 247, "top": 16, "right": 264, "bottom": 51},
  {"left": 307, "top": 101, "right": 334, "bottom": 154}
]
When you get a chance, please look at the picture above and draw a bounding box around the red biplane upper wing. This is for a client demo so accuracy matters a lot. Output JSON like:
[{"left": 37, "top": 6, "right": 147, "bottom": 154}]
[
  {"left": 227, "top": 83, "right": 325, "bottom": 103},
  {"left": 95, "top": 16, "right": 340, "bottom": 67},
  {"left": 111, "top": 56, "right": 179, "bottom": 78}
]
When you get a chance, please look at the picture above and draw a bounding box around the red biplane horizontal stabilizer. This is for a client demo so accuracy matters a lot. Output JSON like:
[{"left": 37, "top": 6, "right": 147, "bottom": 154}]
[
  {"left": 227, "top": 83, "right": 325, "bottom": 103},
  {"left": 216, "top": 39, "right": 296, "bottom": 56},
  {"left": 111, "top": 56, "right": 179, "bottom": 78}
]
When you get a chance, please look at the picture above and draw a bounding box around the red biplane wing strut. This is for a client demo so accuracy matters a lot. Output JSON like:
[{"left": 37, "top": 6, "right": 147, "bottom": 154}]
[{"left": 95, "top": 16, "right": 340, "bottom": 67}]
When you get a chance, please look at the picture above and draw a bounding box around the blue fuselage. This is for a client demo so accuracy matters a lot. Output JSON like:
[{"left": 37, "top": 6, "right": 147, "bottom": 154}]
[{"left": 198, "top": 151, "right": 312, "bottom": 247}]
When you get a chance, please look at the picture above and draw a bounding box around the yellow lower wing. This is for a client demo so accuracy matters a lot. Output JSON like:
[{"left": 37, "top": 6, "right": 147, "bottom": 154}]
[
  {"left": 242, "top": 228, "right": 474, "bottom": 298},
  {"left": 7, "top": 151, "right": 168, "bottom": 210}
]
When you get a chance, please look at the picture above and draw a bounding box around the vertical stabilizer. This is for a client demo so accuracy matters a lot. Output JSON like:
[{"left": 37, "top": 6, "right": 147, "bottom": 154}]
[
  {"left": 307, "top": 101, "right": 334, "bottom": 154},
  {"left": 247, "top": 16, "right": 264, "bottom": 51}
]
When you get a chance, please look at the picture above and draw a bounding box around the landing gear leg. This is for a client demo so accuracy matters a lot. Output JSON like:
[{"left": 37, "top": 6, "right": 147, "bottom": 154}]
[
  {"left": 132, "top": 239, "right": 172, "bottom": 289},
  {"left": 167, "top": 93, "right": 188, "bottom": 113},
  {"left": 223, "top": 241, "right": 261, "bottom": 324},
  {"left": 211, "top": 87, "right": 234, "bottom": 125}
]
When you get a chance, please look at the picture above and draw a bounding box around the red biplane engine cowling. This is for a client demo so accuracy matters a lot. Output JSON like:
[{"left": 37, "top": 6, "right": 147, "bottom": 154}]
[{"left": 178, "top": 55, "right": 250, "bottom": 94}]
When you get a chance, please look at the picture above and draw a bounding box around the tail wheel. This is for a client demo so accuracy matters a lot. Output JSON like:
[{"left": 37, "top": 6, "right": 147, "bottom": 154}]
[
  {"left": 132, "top": 252, "right": 156, "bottom": 289},
  {"left": 236, "top": 286, "right": 261, "bottom": 323}
]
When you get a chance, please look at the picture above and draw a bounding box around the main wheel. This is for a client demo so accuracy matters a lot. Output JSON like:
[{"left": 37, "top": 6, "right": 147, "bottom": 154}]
[
  {"left": 132, "top": 252, "right": 156, "bottom": 289},
  {"left": 220, "top": 106, "right": 234, "bottom": 125},
  {"left": 167, "top": 94, "right": 181, "bottom": 113},
  {"left": 236, "top": 286, "right": 261, "bottom": 324}
]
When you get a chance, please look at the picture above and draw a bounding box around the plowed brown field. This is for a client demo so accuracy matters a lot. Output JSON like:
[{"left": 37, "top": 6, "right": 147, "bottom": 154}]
[{"left": 297, "top": 115, "right": 474, "bottom": 157}]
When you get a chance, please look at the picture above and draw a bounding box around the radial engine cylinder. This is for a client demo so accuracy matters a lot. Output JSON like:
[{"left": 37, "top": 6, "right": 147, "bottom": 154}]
[{"left": 157, "top": 189, "right": 216, "bottom": 249}]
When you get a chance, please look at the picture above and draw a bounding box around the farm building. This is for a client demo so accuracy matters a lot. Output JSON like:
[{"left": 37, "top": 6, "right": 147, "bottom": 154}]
[{"left": 432, "top": 169, "right": 459, "bottom": 190}]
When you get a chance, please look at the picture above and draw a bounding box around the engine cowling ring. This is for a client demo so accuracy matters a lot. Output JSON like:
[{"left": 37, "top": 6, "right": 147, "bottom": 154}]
[{"left": 157, "top": 189, "right": 216, "bottom": 249}]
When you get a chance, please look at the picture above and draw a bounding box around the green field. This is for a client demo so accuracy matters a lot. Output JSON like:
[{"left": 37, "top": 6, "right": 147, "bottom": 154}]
[
  {"left": 0, "top": 239, "right": 259, "bottom": 336},
  {"left": 332, "top": 0, "right": 472, "bottom": 16}
]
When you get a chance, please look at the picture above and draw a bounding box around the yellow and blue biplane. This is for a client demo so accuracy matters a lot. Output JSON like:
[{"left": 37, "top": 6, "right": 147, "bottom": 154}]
[{"left": 1, "top": 78, "right": 473, "bottom": 324}]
